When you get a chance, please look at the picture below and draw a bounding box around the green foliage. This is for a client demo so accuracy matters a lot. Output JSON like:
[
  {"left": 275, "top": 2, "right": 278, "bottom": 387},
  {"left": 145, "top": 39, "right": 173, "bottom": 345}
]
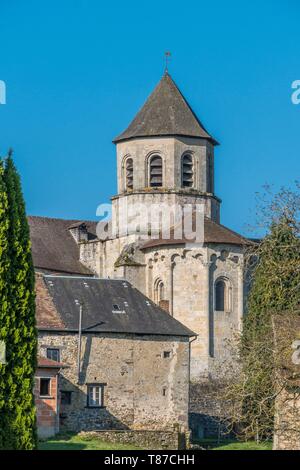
[
  {"left": 0, "top": 152, "right": 37, "bottom": 449},
  {"left": 237, "top": 187, "right": 300, "bottom": 441}
]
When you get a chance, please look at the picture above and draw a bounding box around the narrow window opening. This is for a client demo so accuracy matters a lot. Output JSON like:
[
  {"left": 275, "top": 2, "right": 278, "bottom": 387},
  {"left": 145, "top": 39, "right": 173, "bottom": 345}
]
[
  {"left": 215, "top": 279, "right": 231, "bottom": 312},
  {"left": 181, "top": 154, "right": 193, "bottom": 188},
  {"left": 149, "top": 155, "right": 163, "bottom": 187},
  {"left": 40, "top": 378, "right": 51, "bottom": 397},
  {"left": 125, "top": 158, "right": 133, "bottom": 190}
]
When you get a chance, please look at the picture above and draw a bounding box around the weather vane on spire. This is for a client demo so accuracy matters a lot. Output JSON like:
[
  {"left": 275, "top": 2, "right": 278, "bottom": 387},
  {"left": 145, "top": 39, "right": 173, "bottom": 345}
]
[{"left": 164, "top": 51, "right": 171, "bottom": 73}]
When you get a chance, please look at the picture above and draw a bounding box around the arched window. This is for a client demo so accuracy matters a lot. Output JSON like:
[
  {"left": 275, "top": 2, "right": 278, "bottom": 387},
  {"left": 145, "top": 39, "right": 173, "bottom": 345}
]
[
  {"left": 215, "top": 280, "right": 225, "bottom": 311},
  {"left": 215, "top": 278, "right": 232, "bottom": 312},
  {"left": 125, "top": 157, "right": 133, "bottom": 190},
  {"left": 149, "top": 155, "right": 163, "bottom": 187},
  {"left": 181, "top": 154, "right": 193, "bottom": 188},
  {"left": 154, "top": 278, "right": 165, "bottom": 304}
]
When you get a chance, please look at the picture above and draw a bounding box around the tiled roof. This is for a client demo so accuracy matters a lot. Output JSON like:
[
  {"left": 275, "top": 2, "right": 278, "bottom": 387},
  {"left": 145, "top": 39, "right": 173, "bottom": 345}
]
[
  {"left": 141, "top": 216, "right": 250, "bottom": 249},
  {"left": 37, "top": 356, "right": 64, "bottom": 369},
  {"left": 28, "top": 216, "right": 97, "bottom": 275},
  {"left": 36, "top": 273, "right": 66, "bottom": 329},
  {"left": 114, "top": 73, "right": 218, "bottom": 144}
]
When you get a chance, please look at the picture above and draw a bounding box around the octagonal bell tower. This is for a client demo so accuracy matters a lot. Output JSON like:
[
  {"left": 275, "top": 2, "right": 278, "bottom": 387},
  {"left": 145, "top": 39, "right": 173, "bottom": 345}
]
[{"left": 112, "top": 72, "right": 221, "bottom": 238}]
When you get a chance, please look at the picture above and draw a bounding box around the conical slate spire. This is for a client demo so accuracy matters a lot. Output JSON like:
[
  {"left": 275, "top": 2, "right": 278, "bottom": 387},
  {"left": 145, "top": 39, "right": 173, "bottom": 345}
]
[{"left": 113, "top": 72, "right": 218, "bottom": 144}]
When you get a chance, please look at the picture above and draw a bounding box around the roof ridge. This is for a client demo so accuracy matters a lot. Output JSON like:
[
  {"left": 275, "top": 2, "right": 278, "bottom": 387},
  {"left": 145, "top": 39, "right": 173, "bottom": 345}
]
[{"left": 28, "top": 214, "right": 97, "bottom": 224}]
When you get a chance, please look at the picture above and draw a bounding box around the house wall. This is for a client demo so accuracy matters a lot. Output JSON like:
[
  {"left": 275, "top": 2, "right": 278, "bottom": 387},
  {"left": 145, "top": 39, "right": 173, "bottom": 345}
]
[
  {"left": 34, "top": 368, "right": 60, "bottom": 438},
  {"left": 38, "top": 332, "right": 190, "bottom": 433}
]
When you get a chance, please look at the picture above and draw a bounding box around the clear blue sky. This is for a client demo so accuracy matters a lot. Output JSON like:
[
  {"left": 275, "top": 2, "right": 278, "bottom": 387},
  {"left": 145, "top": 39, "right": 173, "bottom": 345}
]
[{"left": 0, "top": 0, "right": 299, "bottom": 236}]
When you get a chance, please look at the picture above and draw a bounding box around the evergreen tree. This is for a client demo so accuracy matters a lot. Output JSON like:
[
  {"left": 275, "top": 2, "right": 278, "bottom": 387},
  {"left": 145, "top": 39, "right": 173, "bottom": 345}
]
[
  {"left": 0, "top": 159, "right": 10, "bottom": 448},
  {"left": 0, "top": 151, "right": 37, "bottom": 449}
]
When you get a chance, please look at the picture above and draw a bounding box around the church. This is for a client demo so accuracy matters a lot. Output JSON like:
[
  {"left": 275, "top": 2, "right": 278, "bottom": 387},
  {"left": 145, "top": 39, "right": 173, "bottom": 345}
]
[{"left": 30, "top": 72, "right": 251, "bottom": 438}]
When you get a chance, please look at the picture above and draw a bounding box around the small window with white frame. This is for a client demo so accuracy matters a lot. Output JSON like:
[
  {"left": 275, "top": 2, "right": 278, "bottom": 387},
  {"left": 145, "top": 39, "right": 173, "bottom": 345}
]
[{"left": 87, "top": 384, "right": 105, "bottom": 408}]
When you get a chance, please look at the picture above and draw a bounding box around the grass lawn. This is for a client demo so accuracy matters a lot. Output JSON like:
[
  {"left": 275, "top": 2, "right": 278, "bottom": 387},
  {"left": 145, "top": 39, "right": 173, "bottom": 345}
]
[
  {"left": 38, "top": 433, "right": 142, "bottom": 450},
  {"left": 39, "top": 433, "right": 272, "bottom": 451},
  {"left": 192, "top": 438, "right": 272, "bottom": 451},
  {"left": 212, "top": 440, "right": 272, "bottom": 450}
]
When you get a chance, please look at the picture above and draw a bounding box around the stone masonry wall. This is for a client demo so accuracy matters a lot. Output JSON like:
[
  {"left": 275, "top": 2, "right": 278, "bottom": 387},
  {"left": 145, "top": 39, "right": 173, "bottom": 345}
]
[
  {"left": 273, "top": 388, "right": 300, "bottom": 450},
  {"left": 189, "top": 381, "right": 232, "bottom": 440},
  {"left": 80, "top": 430, "right": 189, "bottom": 450},
  {"left": 38, "top": 332, "right": 190, "bottom": 433},
  {"left": 143, "top": 244, "right": 244, "bottom": 380}
]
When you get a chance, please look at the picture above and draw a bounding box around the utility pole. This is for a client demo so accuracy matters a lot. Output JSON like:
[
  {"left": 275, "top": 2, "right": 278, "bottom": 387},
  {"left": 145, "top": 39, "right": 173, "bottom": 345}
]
[{"left": 75, "top": 300, "right": 83, "bottom": 384}]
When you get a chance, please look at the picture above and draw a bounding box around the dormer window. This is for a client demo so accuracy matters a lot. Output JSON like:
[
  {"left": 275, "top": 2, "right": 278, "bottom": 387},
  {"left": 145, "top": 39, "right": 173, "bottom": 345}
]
[
  {"left": 149, "top": 155, "right": 163, "bottom": 187},
  {"left": 181, "top": 154, "right": 193, "bottom": 188},
  {"left": 125, "top": 158, "right": 133, "bottom": 190}
]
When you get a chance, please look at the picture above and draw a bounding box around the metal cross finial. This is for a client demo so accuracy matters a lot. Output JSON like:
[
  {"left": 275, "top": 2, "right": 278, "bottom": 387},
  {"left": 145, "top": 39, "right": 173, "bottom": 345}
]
[{"left": 165, "top": 51, "right": 171, "bottom": 73}]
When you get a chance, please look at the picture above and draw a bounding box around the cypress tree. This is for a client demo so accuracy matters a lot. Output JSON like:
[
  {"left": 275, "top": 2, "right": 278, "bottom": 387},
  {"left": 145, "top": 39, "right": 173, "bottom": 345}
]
[
  {"left": 0, "top": 158, "right": 10, "bottom": 448},
  {"left": 0, "top": 152, "right": 37, "bottom": 449}
]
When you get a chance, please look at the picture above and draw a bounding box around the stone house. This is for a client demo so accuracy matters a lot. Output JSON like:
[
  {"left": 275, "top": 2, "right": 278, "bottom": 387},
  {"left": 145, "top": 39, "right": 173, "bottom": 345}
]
[{"left": 35, "top": 273, "right": 195, "bottom": 437}]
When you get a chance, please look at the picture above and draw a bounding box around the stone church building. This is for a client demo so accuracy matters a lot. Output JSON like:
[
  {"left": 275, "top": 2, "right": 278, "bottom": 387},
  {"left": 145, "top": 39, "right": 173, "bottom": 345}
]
[
  {"left": 63, "top": 71, "right": 248, "bottom": 379},
  {"left": 30, "top": 72, "right": 250, "bottom": 438}
]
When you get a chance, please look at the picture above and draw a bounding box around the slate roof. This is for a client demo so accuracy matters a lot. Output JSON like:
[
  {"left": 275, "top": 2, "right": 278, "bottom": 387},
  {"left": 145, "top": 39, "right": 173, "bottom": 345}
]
[
  {"left": 141, "top": 216, "right": 250, "bottom": 250},
  {"left": 114, "top": 73, "right": 218, "bottom": 144},
  {"left": 28, "top": 216, "right": 97, "bottom": 275},
  {"left": 37, "top": 275, "right": 195, "bottom": 337}
]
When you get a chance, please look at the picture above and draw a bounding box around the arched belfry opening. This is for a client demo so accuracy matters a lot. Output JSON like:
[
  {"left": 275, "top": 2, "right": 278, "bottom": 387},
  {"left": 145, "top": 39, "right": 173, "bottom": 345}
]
[
  {"left": 149, "top": 155, "right": 163, "bottom": 188},
  {"left": 125, "top": 157, "right": 133, "bottom": 190},
  {"left": 181, "top": 154, "right": 194, "bottom": 188}
]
